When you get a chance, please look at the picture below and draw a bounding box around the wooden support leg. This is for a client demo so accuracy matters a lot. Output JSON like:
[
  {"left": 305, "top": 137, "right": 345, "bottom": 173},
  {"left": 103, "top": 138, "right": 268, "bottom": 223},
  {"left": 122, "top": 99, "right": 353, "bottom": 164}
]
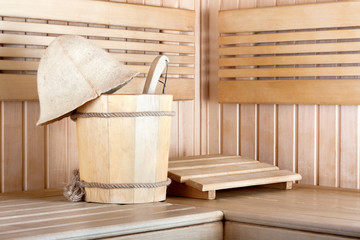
[
  {"left": 264, "top": 181, "right": 293, "bottom": 190},
  {"left": 167, "top": 181, "right": 216, "bottom": 200}
]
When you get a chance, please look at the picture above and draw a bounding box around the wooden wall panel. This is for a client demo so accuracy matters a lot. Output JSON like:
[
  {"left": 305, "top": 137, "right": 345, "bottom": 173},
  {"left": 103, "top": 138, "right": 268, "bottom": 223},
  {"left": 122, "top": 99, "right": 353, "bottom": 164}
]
[
  {"left": 1, "top": 102, "right": 23, "bottom": 192},
  {"left": 214, "top": 0, "right": 360, "bottom": 189},
  {"left": 221, "top": 0, "right": 239, "bottom": 156},
  {"left": 1, "top": 0, "right": 360, "bottom": 192},
  {"left": 208, "top": 0, "right": 221, "bottom": 155},
  {"left": 24, "top": 101, "right": 45, "bottom": 190},
  {"left": 0, "top": 0, "right": 201, "bottom": 192}
]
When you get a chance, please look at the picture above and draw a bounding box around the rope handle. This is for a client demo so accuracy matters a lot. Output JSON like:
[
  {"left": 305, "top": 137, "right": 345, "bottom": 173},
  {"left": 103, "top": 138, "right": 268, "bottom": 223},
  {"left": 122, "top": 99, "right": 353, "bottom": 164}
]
[
  {"left": 71, "top": 110, "right": 175, "bottom": 121},
  {"left": 64, "top": 169, "right": 172, "bottom": 202}
]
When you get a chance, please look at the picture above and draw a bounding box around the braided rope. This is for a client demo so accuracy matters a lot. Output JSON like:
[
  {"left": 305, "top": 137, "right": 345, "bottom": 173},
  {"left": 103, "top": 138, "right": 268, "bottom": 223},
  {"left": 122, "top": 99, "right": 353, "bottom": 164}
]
[
  {"left": 81, "top": 178, "right": 171, "bottom": 189},
  {"left": 64, "top": 169, "right": 171, "bottom": 202},
  {"left": 71, "top": 111, "right": 175, "bottom": 121}
]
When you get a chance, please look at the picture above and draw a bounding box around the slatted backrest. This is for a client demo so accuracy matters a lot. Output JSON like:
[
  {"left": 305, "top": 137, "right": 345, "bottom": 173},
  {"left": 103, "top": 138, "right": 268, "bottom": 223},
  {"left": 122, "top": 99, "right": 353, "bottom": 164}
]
[
  {"left": 218, "top": 1, "right": 360, "bottom": 105},
  {"left": 0, "top": 0, "right": 195, "bottom": 101}
]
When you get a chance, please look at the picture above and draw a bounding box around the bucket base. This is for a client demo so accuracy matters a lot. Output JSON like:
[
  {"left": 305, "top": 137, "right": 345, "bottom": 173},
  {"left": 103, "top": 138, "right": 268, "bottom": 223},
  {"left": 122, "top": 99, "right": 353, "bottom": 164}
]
[{"left": 84, "top": 186, "right": 167, "bottom": 204}]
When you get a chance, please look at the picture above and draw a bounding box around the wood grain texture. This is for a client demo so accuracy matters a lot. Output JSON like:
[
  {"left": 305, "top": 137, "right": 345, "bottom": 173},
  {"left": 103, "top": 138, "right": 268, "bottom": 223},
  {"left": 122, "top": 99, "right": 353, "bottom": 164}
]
[
  {"left": 109, "top": 222, "right": 223, "bottom": 240},
  {"left": 221, "top": 0, "right": 240, "bottom": 158},
  {"left": 0, "top": 0, "right": 200, "bottom": 193},
  {"left": 340, "top": 106, "right": 358, "bottom": 189},
  {"left": 76, "top": 95, "right": 173, "bottom": 203},
  {"left": 1, "top": 0, "right": 195, "bottom": 31},
  {"left": 218, "top": 80, "right": 360, "bottom": 105},
  {"left": 0, "top": 189, "right": 223, "bottom": 239},
  {"left": 1, "top": 102, "right": 23, "bottom": 192},
  {"left": 167, "top": 185, "right": 360, "bottom": 238},
  {"left": 208, "top": 0, "right": 221, "bottom": 155},
  {"left": 186, "top": 170, "right": 301, "bottom": 191},
  {"left": 219, "top": 1, "right": 360, "bottom": 33},
  {"left": 24, "top": 102, "right": 45, "bottom": 190},
  {"left": 225, "top": 221, "right": 357, "bottom": 240}
]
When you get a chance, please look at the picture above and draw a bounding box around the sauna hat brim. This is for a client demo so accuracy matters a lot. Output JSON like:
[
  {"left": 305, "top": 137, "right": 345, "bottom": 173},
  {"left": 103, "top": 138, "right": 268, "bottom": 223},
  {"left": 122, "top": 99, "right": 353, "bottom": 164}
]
[{"left": 36, "top": 35, "right": 139, "bottom": 126}]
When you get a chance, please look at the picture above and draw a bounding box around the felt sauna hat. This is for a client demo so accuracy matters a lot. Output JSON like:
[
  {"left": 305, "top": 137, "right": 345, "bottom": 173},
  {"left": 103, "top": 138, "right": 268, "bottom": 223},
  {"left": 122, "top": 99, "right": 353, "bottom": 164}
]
[{"left": 37, "top": 35, "right": 139, "bottom": 126}]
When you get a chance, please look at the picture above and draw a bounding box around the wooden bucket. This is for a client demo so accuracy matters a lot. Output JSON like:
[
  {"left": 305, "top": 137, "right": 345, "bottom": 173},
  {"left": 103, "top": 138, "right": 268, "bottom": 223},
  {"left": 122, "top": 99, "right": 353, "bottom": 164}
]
[{"left": 75, "top": 94, "right": 173, "bottom": 204}]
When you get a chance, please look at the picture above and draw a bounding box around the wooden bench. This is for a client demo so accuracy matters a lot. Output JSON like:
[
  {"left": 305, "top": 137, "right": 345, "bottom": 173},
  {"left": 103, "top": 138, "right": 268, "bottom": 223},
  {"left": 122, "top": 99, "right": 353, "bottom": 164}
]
[
  {"left": 168, "top": 185, "right": 360, "bottom": 240},
  {"left": 0, "top": 189, "right": 223, "bottom": 239}
]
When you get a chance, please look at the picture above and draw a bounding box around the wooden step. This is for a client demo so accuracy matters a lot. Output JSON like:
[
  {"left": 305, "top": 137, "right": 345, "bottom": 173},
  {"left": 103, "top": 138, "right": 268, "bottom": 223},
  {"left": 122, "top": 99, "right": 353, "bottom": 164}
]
[
  {"left": 168, "top": 157, "right": 256, "bottom": 171},
  {"left": 169, "top": 162, "right": 279, "bottom": 183},
  {"left": 186, "top": 170, "right": 302, "bottom": 191},
  {"left": 167, "top": 155, "right": 302, "bottom": 200}
]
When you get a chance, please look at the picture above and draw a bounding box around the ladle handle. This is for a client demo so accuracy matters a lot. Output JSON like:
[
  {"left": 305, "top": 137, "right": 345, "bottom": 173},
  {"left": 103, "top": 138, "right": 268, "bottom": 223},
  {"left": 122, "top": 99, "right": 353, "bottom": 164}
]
[{"left": 143, "top": 55, "right": 169, "bottom": 94}]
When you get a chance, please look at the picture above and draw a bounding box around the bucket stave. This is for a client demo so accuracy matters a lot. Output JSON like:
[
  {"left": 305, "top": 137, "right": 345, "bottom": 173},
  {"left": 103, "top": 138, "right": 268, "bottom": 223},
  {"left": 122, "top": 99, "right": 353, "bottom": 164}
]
[{"left": 75, "top": 94, "right": 173, "bottom": 204}]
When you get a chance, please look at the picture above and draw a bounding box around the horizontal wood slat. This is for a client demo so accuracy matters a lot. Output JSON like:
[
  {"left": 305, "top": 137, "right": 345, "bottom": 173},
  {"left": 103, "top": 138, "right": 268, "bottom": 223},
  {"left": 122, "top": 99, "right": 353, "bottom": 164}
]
[
  {"left": 186, "top": 170, "right": 302, "bottom": 191},
  {"left": 0, "top": 20, "right": 195, "bottom": 43},
  {"left": 0, "top": 0, "right": 195, "bottom": 32},
  {"left": 218, "top": 1, "right": 360, "bottom": 105},
  {"left": 0, "top": 60, "right": 195, "bottom": 75},
  {"left": 0, "top": 190, "right": 223, "bottom": 239},
  {"left": 168, "top": 158, "right": 256, "bottom": 170},
  {"left": 169, "top": 162, "right": 279, "bottom": 183},
  {"left": 0, "top": 34, "right": 195, "bottom": 54},
  {"left": 218, "top": 1, "right": 360, "bottom": 33},
  {"left": 0, "top": 74, "right": 194, "bottom": 101},
  {"left": 0, "top": 74, "right": 38, "bottom": 100},
  {"left": 0, "top": 47, "right": 195, "bottom": 65},
  {"left": 219, "top": 42, "right": 360, "bottom": 56},
  {"left": 219, "top": 54, "right": 360, "bottom": 67},
  {"left": 219, "top": 29, "right": 360, "bottom": 45},
  {"left": 219, "top": 67, "right": 360, "bottom": 78},
  {"left": 0, "top": 0, "right": 196, "bottom": 101},
  {"left": 218, "top": 80, "right": 360, "bottom": 105}
]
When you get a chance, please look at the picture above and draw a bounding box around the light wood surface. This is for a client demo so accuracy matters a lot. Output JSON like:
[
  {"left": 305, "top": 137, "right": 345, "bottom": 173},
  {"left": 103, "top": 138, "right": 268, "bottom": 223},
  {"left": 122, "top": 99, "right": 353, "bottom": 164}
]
[
  {"left": 167, "top": 185, "right": 360, "bottom": 238},
  {"left": 76, "top": 94, "right": 173, "bottom": 204},
  {"left": 0, "top": 189, "right": 223, "bottom": 239},
  {"left": 218, "top": 1, "right": 360, "bottom": 105},
  {"left": 218, "top": 80, "right": 360, "bottom": 105},
  {"left": 1, "top": 0, "right": 195, "bottom": 32},
  {"left": 225, "top": 221, "right": 357, "bottom": 240},
  {"left": 0, "top": 0, "right": 196, "bottom": 101},
  {"left": 0, "top": 0, "right": 202, "bottom": 193},
  {"left": 109, "top": 222, "right": 223, "bottom": 240},
  {"left": 167, "top": 155, "right": 301, "bottom": 198},
  {"left": 169, "top": 162, "right": 279, "bottom": 183},
  {"left": 218, "top": 1, "right": 360, "bottom": 33}
]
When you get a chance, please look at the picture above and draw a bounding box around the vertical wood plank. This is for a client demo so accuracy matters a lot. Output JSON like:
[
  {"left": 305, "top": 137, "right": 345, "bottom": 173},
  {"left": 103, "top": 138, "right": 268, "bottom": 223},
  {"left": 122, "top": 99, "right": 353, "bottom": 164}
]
[
  {"left": 221, "top": 0, "right": 240, "bottom": 156},
  {"left": 208, "top": 0, "right": 221, "bottom": 154},
  {"left": 163, "top": 0, "right": 180, "bottom": 158},
  {"left": 0, "top": 17, "right": 2, "bottom": 192},
  {"left": 298, "top": 105, "right": 317, "bottom": 185},
  {"left": 240, "top": 104, "right": 256, "bottom": 159},
  {"left": 295, "top": 0, "right": 318, "bottom": 185},
  {"left": 238, "top": 0, "right": 257, "bottom": 160},
  {"left": 200, "top": 0, "right": 209, "bottom": 155},
  {"left": 67, "top": 118, "right": 78, "bottom": 182},
  {"left": 48, "top": 119, "right": 67, "bottom": 189},
  {"left": 2, "top": 102, "right": 23, "bottom": 192},
  {"left": 24, "top": 102, "right": 45, "bottom": 190},
  {"left": 277, "top": 105, "right": 296, "bottom": 171},
  {"left": 179, "top": 0, "right": 195, "bottom": 157},
  {"left": 194, "top": 0, "right": 201, "bottom": 155},
  {"left": 318, "top": 105, "right": 338, "bottom": 187},
  {"left": 258, "top": 104, "right": 276, "bottom": 165},
  {"left": 276, "top": 0, "right": 296, "bottom": 172},
  {"left": 257, "top": 0, "right": 277, "bottom": 165},
  {"left": 340, "top": 106, "right": 358, "bottom": 189}
]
